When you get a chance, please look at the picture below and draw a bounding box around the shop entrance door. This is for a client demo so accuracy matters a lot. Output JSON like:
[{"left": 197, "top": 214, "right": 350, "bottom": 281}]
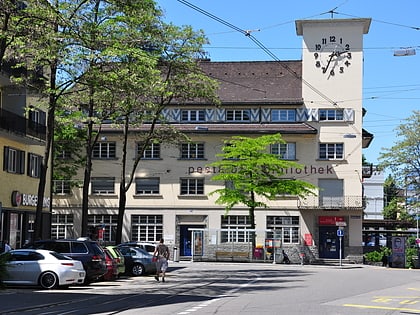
[
  {"left": 180, "top": 225, "right": 205, "bottom": 257},
  {"left": 319, "top": 226, "right": 342, "bottom": 259}
]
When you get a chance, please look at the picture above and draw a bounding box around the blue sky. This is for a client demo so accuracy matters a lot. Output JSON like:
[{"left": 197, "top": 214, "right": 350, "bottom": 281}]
[{"left": 156, "top": 0, "right": 419, "bottom": 166}]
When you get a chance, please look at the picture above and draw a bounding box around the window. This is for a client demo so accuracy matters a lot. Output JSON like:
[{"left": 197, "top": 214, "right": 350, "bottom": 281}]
[
  {"left": 266, "top": 216, "right": 300, "bottom": 244},
  {"left": 271, "top": 143, "right": 296, "bottom": 160},
  {"left": 91, "top": 177, "right": 115, "bottom": 194},
  {"left": 319, "top": 179, "right": 344, "bottom": 208},
  {"left": 271, "top": 109, "right": 296, "bottom": 122},
  {"left": 319, "top": 143, "right": 343, "bottom": 160},
  {"left": 53, "top": 180, "right": 71, "bottom": 194},
  {"left": 180, "top": 143, "right": 204, "bottom": 159},
  {"left": 180, "top": 178, "right": 204, "bottom": 195},
  {"left": 51, "top": 214, "right": 74, "bottom": 239},
  {"left": 88, "top": 215, "right": 118, "bottom": 243},
  {"left": 135, "top": 177, "right": 160, "bottom": 194},
  {"left": 181, "top": 110, "right": 205, "bottom": 122},
  {"left": 221, "top": 215, "right": 253, "bottom": 243},
  {"left": 92, "top": 142, "right": 116, "bottom": 159},
  {"left": 3, "top": 146, "right": 25, "bottom": 174},
  {"left": 131, "top": 215, "right": 163, "bottom": 242},
  {"left": 319, "top": 109, "right": 344, "bottom": 121},
  {"left": 28, "top": 153, "right": 42, "bottom": 178},
  {"left": 226, "top": 110, "right": 250, "bottom": 122},
  {"left": 137, "top": 142, "right": 160, "bottom": 159},
  {"left": 28, "top": 107, "right": 46, "bottom": 125}
]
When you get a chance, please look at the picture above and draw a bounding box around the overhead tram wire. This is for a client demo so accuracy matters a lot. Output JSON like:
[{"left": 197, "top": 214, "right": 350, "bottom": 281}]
[{"left": 177, "top": 0, "right": 338, "bottom": 107}]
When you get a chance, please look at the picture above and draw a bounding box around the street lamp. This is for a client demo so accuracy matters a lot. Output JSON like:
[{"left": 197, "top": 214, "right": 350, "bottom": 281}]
[{"left": 393, "top": 48, "right": 416, "bottom": 56}]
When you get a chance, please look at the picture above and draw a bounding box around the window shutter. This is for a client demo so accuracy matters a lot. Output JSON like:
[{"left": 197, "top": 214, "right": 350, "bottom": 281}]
[
  {"left": 3, "top": 146, "right": 9, "bottom": 171},
  {"left": 18, "top": 150, "right": 25, "bottom": 174}
]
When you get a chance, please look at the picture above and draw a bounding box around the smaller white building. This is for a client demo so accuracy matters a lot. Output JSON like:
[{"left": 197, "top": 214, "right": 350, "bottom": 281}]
[{"left": 363, "top": 167, "right": 384, "bottom": 220}]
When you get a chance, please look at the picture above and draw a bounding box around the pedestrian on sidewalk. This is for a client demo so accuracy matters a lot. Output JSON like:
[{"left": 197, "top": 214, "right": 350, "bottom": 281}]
[{"left": 153, "top": 238, "right": 170, "bottom": 282}]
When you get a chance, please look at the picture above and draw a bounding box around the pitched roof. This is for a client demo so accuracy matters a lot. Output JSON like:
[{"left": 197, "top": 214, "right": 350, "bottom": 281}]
[{"left": 198, "top": 60, "right": 303, "bottom": 105}]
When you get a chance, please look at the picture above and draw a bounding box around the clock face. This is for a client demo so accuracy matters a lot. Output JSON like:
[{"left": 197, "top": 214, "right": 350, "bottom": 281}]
[{"left": 314, "top": 36, "right": 352, "bottom": 77}]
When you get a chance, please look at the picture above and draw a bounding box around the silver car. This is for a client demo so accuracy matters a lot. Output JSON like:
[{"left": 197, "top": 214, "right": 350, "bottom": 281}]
[{"left": 1, "top": 249, "right": 86, "bottom": 289}]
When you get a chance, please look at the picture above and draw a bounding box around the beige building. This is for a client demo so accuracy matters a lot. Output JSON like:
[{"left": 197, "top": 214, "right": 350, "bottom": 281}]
[
  {"left": 53, "top": 18, "right": 373, "bottom": 263},
  {"left": 0, "top": 70, "right": 50, "bottom": 250}
]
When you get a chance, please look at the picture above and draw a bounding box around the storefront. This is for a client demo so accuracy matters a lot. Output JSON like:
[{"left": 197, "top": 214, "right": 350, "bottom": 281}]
[
  {"left": 1, "top": 191, "right": 51, "bottom": 250},
  {"left": 318, "top": 216, "right": 346, "bottom": 259}
]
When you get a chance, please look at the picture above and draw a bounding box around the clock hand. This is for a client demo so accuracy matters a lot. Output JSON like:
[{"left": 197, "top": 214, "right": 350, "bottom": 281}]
[{"left": 323, "top": 52, "right": 335, "bottom": 73}]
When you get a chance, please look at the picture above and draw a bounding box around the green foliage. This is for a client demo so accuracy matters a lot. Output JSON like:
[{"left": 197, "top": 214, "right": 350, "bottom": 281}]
[
  {"left": 406, "top": 236, "right": 418, "bottom": 269},
  {"left": 365, "top": 246, "right": 391, "bottom": 263},
  {"left": 208, "top": 134, "right": 316, "bottom": 219},
  {"left": 379, "top": 110, "right": 420, "bottom": 192},
  {"left": 365, "top": 250, "right": 383, "bottom": 262}
]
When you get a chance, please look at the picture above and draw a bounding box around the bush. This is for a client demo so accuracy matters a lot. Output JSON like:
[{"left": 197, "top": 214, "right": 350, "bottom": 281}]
[
  {"left": 365, "top": 250, "right": 383, "bottom": 262},
  {"left": 364, "top": 247, "right": 391, "bottom": 263}
]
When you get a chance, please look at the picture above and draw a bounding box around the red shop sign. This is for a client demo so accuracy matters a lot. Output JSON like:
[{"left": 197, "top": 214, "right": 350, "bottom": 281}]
[{"left": 318, "top": 216, "right": 345, "bottom": 225}]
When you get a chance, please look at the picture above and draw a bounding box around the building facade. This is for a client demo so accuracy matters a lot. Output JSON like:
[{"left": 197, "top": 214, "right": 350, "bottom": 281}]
[
  {"left": 52, "top": 18, "right": 373, "bottom": 263},
  {"left": 0, "top": 71, "right": 50, "bottom": 250}
]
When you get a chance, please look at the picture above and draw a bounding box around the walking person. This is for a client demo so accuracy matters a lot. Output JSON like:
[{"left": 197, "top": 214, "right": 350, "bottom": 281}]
[
  {"left": 153, "top": 238, "right": 170, "bottom": 282},
  {"left": 3, "top": 241, "right": 11, "bottom": 253},
  {"left": 282, "top": 249, "right": 290, "bottom": 264}
]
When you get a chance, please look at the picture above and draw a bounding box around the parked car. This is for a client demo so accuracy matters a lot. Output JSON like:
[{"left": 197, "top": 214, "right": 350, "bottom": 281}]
[
  {"left": 118, "top": 246, "right": 157, "bottom": 276},
  {"left": 118, "top": 242, "right": 157, "bottom": 255},
  {"left": 30, "top": 238, "right": 107, "bottom": 284},
  {"left": 105, "top": 246, "right": 125, "bottom": 277},
  {"left": 101, "top": 248, "right": 118, "bottom": 281},
  {"left": 1, "top": 249, "right": 86, "bottom": 289}
]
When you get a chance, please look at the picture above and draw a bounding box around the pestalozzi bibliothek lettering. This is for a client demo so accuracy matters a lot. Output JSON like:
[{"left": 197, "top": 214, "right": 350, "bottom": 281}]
[{"left": 187, "top": 165, "right": 333, "bottom": 175}]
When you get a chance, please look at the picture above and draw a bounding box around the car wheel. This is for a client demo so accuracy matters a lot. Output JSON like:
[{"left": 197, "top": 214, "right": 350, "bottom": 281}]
[
  {"left": 131, "top": 264, "right": 144, "bottom": 276},
  {"left": 39, "top": 271, "right": 59, "bottom": 289}
]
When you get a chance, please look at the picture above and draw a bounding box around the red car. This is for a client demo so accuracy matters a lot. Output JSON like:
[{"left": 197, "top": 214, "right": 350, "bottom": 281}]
[{"left": 101, "top": 248, "right": 118, "bottom": 281}]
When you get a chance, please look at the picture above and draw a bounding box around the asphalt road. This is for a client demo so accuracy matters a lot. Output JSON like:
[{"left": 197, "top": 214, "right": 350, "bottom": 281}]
[{"left": 1, "top": 261, "right": 420, "bottom": 315}]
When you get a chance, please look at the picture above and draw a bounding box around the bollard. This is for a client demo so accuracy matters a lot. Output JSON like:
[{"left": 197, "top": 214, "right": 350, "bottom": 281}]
[{"left": 173, "top": 246, "right": 179, "bottom": 262}]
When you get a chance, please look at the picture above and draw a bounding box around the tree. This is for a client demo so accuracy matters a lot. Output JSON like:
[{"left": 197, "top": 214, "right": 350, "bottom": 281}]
[
  {"left": 9, "top": 0, "right": 79, "bottom": 240},
  {"left": 383, "top": 174, "right": 400, "bottom": 207},
  {"left": 108, "top": 24, "right": 219, "bottom": 244},
  {"left": 379, "top": 110, "right": 420, "bottom": 192},
  {"left": 208, "top": 134, "right": 316, "bottom": 249}
]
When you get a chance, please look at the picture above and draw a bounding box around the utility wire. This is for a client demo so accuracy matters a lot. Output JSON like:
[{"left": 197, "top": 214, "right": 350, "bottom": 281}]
[{"left": 177, "top": 0, "right": 338, "bottom": 106}]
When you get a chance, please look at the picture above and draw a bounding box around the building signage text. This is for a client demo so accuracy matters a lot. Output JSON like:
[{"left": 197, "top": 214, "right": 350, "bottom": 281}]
[
  {"left": 188, "top": 164, "right": 334, "bottom": 175},
  {"left": 11, "top": 191, "right": 50, "bottom": 208}
]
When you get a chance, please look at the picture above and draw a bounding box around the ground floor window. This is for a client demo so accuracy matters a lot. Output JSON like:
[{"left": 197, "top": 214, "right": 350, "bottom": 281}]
[
  {"left": 88, "top": 215, "right": 117, "bottom": 243},
  {"left": 266, "top": 216, "right": 300, "bottom": 244},
  {"left": 51, "top": 214, "right": 74, "bottom": 239},
  {"left": 131, "top": 215, "right": 163, "bottom": 242},
  {"left": 221, "top": 215, "right": 253, "bottom": 243}
]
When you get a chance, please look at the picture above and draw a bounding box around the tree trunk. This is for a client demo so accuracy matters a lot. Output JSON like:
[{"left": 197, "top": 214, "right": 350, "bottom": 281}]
[
  {"left": 34, "top": 61, "right": 57, "bottom": 241},
  {"left": 115, "top": 116, "right": 130, "bottom": 244}
]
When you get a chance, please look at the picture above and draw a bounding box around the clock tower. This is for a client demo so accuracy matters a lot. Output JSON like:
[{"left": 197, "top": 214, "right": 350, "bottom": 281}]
[
  {"left": 296, "top": 18, "right": 371, "bottom": 102},
  {"left": 295, "top": 18, "right": 371, "bottom": 260}
]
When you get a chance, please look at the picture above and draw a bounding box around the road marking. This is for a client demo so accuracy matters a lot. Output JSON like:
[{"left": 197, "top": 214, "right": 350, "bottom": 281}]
[
  {"left": 344, "top": 303, "right": 420, "bottom": 313},
  {"left": 176, "top": 277, "right": 260, "bottom": 314}
]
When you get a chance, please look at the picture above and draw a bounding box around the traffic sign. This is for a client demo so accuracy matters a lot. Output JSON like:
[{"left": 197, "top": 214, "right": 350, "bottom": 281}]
[{"left": 337, "top": 229, "right": 344, "bottom": 237}]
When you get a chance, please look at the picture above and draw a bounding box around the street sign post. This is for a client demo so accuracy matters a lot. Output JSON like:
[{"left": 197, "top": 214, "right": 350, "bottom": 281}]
[{"left": 337, "top": 228, "right": 344, "bottom": 266}]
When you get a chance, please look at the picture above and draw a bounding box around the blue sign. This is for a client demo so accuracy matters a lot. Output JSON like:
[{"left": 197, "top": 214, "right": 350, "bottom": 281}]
[{"left": 337, "top": 229, "right": 344, "bottom": 237}]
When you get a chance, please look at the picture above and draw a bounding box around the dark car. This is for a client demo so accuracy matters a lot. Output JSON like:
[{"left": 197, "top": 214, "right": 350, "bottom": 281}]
[
  {"left": 118, "top": 246, "right": 157, "bottom": 276},
  {"left": 30, "top": 238, "right": 107, "bottom": 284}
]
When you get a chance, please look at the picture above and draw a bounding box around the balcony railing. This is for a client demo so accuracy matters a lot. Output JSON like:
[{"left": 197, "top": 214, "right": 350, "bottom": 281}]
[
  {"left": 298, "top": 195, "right": 366, "bottom": 210},
  {"left": 0, "top": 109, "right": 46, "bottom": 140}
]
